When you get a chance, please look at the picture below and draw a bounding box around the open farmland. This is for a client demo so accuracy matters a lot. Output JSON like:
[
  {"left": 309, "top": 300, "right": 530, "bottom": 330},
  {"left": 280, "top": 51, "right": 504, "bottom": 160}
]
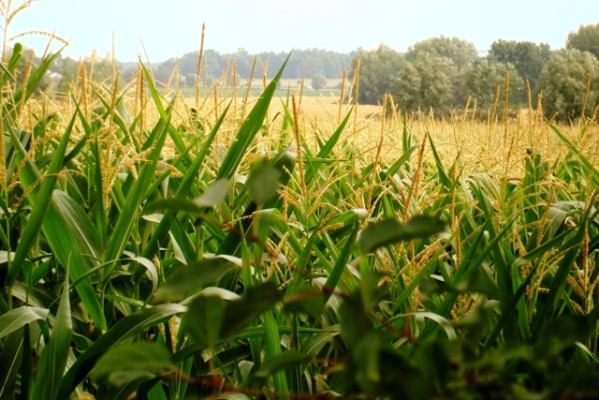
[
  {"left": 2, "top": 45, "right": 599, "bottom": 400},
  {"left": 176, "top": 91, "right": 598, "bottom": 178}
]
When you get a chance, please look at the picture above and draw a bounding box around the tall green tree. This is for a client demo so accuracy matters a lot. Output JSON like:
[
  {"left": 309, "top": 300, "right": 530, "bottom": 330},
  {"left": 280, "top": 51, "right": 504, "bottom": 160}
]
[
  {"left": 539, "top": 48, "right": 599, "bottom": 120},
  {"left": 488, "top": 40, "right": 551, "bottom": 93},
  {"left": 390, "top": 60, "right": 421, "bottom": 111},
  {"left": 350, "top": 44, "right": 402, "bottom": 104},
  {"left": 391, "top": 53, "right": 457, "bottom": 115},
  {"left": 405, "top": 36, "right": 478, "bottom": 71},
  {"left": 567, "top": 22, "right": 599, "bottom": 61},
  {"left": 311, "top": 72, "right": 327, "bottom": 90},
  {"left": 460, "top": 59, "right": 525, "bottom": 110}
]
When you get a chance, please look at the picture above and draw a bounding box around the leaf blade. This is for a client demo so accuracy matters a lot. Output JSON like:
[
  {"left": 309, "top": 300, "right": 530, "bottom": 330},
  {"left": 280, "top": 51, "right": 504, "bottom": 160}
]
[{"left": 358, "top": 216, "right": 446, "bottom": 253}]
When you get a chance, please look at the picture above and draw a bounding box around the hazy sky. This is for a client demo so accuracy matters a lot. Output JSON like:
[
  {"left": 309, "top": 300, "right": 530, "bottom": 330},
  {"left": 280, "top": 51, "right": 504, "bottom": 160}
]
[{"left": 5, "top": 0, "right": 599, "bottom": 62}]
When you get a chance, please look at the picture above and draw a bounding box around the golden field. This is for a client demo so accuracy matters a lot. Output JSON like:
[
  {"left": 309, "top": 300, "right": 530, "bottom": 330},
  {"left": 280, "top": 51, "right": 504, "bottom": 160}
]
[
  {"left": 34, "top": 74, "right": 599, "bottom": 183},
  {"left": 178, "top": 91, "right": 599, "bottom": 179}
]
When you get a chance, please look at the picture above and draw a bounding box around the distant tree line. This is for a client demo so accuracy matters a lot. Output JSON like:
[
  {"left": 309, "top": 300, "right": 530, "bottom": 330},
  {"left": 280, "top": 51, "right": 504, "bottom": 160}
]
[
  {"left": 44, "top": 48, "right": 355, "bottom": 94},
  {"left": 39, "top": 22, "right": 599, "bottom": 121},
  {"left": 133, "top": 48, "right": 355, "bottom": 88},
  {"left": 352, "top": 23, "right": 599, "bottom": 121}
]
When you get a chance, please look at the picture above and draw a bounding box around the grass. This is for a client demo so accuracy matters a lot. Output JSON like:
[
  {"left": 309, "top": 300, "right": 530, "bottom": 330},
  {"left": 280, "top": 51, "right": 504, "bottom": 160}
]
[{"left": 1, "top": 41, "right": 599, "bottom": 400}]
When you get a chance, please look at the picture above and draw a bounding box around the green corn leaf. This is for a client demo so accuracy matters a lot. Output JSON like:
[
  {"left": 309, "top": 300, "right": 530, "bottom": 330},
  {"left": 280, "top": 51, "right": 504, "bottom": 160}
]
[
  {"left": 284, "top": 281, "right": 326, "bottom": 318},
  {"left": 550, "top": 122, "right": 599, "bottom": 186},
  {"left": 428, "top": 135, "right": 452, "bottom": 188},
  {"left": 183, "top": 282, "right": 281, "bottom": 349},
  {"left": 358, "top": 216, "right": 446, "bottom": 253},
  {"left": 57, "top": 304, "right": 186, "bottom": 399},
  {"left": 144, "top": 198, "right": 204, "bottom": 214},
  {"left": 8, "top": 50, "right": 62, "bottom": 119},
  {"left": 103, "top": 104, "right": 171, "bottom": 276},
  {"left": 194, "top": 178, "right": 230, "bottom": 207},
  {"left": 322, "top": 212, "right": 362, "bottom": 303},
  {"left": 31, "top": 277, "right": 72, "bottom": 400},
  {"left": 142, "top": 105, "right": 229, "bottom": 260},
  {"left": 254, "top": 350, "right": 311, "bottom": 379},
  {"left": 91, "top": 136, "right": 109, "bottom": 248},
  {"left": 0, "top": 330, "right": 24, "bottom": 400},
  {"left": 216, "top": 149, "right": 296, "bottom": 290},
  {"left": 125, "top": 254, "right": 159, "bottom": 293},
  {"left": 470, "top": 181, "right": 512, "bottom": 309},
  {"left": 303, "top": 108, "right": 353, "bottom": 184},
  {"left": 6, "top": 111, "right": 103, "bottom": 332},
  {"left": 5, "top": 117, "right": 103, "bottom": 329},
  {"left": 183, "top": 294, "right": 227, "bottom": 349},
  {"left": 3, "top": 43, "right": 22, "bottom": 76},
  {"left": 153, "top": 257, "right": 240, "bottom": 303},
  {"left": 220, "top": 282, "right": 282, "bottom": 340},
  {"left": 483, "top": 227, "right": 577, "bottom": 348},
  {"left": 0, "top": 307, "right": 48, "bottom": 339},
  {"left": 418, "top": 217, "right": 516, "bottom": 342},
  {"left": 6, "top": 111, "right": 77, "bottom": 287},
  {"left": 41, "top": 192, "right": 105, "bottom": 330},
  {"left": 385, "top": 144, "right": 419, "bottom": 177},
  {"left": 392, "top": 245, "right": 446, "bottom": 312},
  {"left": 532, "top": 223, "right": 586, "bottom": 339},
  {"left": 317, "top": 108, "right": 353, "bottom": 158},
  {"left": 216, "top": 54, "right": 289, "bottom": 180},
  {"left": 91, "top": 87, "right": 137, "bottom": 149},
  {"left": 246, "top": 161, "right": 282, "bottom": 204},
  {"left": 92, "top": 342, "right": 176, "bottom": 387},
  {"left": 52, "top": 190, "right": 101, "bottom": 258},
  {"left": 263, "top": 310, "right": 289, "bottom": 395},
  {"left": 145, "top": 178, "right": 230, "bottom": 214},
  {"left": 141, "top": 63, "right": 189, "bottom": 157}
]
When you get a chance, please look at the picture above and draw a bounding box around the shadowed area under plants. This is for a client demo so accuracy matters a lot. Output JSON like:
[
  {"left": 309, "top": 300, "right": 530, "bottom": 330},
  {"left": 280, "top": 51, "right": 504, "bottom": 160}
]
[{"left": 1, "top": 43, "right": 599, "bottom": 400}]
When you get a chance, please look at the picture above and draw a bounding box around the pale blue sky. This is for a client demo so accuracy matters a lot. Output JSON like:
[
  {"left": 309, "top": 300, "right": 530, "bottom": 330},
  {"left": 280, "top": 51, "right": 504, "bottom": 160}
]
[{"left": 5, "top": 0, "right": 599, "bottom": 61}]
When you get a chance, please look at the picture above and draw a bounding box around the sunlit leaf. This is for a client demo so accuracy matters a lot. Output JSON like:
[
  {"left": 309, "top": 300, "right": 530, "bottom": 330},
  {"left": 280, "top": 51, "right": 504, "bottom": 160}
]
[
  {"left": 195, "top": 178, "right": 230, "bottom": 207},
  {"left": 358, "top": 215, "right": 446, "bottom": 253},
  {"left": 0, "top": 307, "right": 48, "bottom": 339},
  {"left": 0, "top": 251, "right": 14, "bottom": 264},
  {"left": 125, "top": 254, "right": 159, "bottom": 293},
  {"left": 153, "top": 257, "right": 239, "bottom": 303}
]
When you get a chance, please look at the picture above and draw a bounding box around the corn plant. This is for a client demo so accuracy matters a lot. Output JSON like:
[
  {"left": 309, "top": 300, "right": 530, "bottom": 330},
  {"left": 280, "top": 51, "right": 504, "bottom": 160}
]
[{"left": 1, "top": 42, "right": 599, "bottom": 400}]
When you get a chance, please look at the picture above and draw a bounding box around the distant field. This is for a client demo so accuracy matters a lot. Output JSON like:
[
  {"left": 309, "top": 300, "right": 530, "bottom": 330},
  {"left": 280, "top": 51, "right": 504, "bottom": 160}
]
[
  {"left": 173, "top": 93, "right": 597, "bottom": 178},
  {"left": 179, "top": 78, "right": 345, "bottom": 98}
]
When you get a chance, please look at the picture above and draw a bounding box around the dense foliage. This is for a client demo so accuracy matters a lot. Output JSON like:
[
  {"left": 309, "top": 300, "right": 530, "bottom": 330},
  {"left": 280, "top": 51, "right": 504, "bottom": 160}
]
[
  {"left": 459, "top": 59, "right": 525, "bottom": 110},
  {"left": 2, "top": 41, "right": 599, "bottom": 400},
  {"left": 350, "top": 26, "right": 599, "bottom": 121},
  {"left": 567, "top": 22, "right": 599, "bottom": 60},
  {"left": 351, "top": 44, "right": 403, "bottom": 104},
  {"left": 488, "top": 40, "right": 551, "bottom": 94},
  {"left": 539, "top": 48, "right": 599, "bottom": 120}
]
